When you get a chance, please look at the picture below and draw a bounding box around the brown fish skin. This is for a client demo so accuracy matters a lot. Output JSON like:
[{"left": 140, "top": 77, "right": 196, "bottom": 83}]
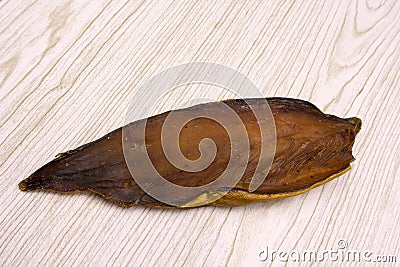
[{"left": 18, "top": 98, "right": 361, "bottom": 208}]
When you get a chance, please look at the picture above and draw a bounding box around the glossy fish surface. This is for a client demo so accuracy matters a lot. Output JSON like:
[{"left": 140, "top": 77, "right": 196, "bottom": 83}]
[{"left": 19, "top": 98, "right": 362, "bottom": 208}]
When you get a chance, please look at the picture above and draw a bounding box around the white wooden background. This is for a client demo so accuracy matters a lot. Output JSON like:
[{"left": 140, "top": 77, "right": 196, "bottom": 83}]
[{"left": 0, "top": 0, "right": 399, "bottom": 266}]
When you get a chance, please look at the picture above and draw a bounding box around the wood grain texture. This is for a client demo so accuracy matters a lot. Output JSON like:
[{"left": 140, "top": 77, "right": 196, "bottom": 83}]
[{"left": 0, "top": 0, "right": 399, "bottom": 266}]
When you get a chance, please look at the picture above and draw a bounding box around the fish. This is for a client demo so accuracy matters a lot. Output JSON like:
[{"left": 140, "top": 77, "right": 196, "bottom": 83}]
[{"left": 18, "top": 98, "right": 362, "bottom": 208}]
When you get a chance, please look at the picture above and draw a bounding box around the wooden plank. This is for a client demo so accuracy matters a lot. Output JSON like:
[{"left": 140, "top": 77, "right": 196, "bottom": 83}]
[{"left": 0, "top": 0, "right": 399, "bottom": 266}]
